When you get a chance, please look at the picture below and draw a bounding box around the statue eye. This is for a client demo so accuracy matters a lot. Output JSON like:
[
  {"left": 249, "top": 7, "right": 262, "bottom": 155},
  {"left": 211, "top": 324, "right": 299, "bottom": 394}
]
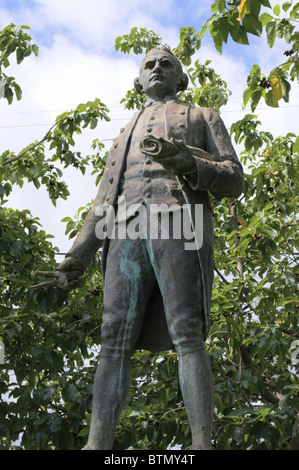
[
  {"left": 161, "top": 60, "right": 172, "bottom": 68},
  {"left": 144, "top": 60, "right": 155, "bottom": 70}
]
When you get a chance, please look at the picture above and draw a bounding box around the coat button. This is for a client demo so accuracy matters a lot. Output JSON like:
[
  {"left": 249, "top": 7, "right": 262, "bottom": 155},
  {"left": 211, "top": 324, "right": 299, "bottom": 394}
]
[
  {"left": 109, "top": 177, "right": 114, "bottom": 184},
  {"left": 114, "top": 142, "right": 118, "bottom": 148},
  {"left": 111, "top": 160, "right": 116, "bottom": 166},
  {"left": 120, "top": 127, "right": 125, "bottom": 133},
  {"left": 145, "top": 158, "right": 151, "bottom": 164},
  {"left": 147, "top": 127, "right": 153, "bottom": 133},
  {"left": 178, "top": 123, "right": 185, "bottom": 128},
  {"left": 180, "top": 110, "right": 186, "bottom": 115}
]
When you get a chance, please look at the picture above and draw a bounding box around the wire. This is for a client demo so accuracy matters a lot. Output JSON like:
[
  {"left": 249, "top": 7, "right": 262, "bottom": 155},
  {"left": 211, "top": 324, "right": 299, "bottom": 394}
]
[
  {"left": 1, "top": 104, "right": 299, "bottom": 129},
  {"left": 0, "top": 117, "right": 132, "bottom": 128},
  {"left": 0, "top": 105, "right": 125, "bottom": 116},
  {"left": 0, "top": 97, "right": 254, "bottom": 116},
  {"left": 0, "top": 100, "right": 299, "bottom": 130}
]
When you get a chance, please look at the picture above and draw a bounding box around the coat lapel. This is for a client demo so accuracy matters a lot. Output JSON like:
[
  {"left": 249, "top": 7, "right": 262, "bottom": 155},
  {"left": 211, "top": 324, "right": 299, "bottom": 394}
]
[{"left": 105, "top": 109, "right": 142, "bottom": 205}]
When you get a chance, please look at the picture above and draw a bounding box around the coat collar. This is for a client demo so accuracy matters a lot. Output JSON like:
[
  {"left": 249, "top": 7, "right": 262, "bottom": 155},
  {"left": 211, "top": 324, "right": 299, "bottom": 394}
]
[{"left": 143, "top": 96, "right": 181, "bottom": 108}]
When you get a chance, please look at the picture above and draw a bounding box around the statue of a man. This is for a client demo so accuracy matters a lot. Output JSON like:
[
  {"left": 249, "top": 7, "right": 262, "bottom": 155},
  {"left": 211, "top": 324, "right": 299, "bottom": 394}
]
[{"left": 56, "top": 46, "right": 244, "bottom": 450}]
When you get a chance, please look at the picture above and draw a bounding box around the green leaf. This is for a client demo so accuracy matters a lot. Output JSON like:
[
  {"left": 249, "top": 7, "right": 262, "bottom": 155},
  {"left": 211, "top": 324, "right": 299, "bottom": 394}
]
[
  {"left": 49, "top": 416, "right": 62, "bottom": 432},
  {"left": 259, "top": 0, "right": 272, "bottom": 7},
  {"left": 209, "top": 20, "right": 223, "bottom": 54},
  {"left": 226, "top": 317, "right": 244, "bottom": 351},
  {"left": 250, "top": 294, "right": 263, "bottom": 309},
  {"left": 41, "top": 353, "right": 53, "bottom": 369},
  {"left": 259, "top": 12, "right": 274, "bottom": 26},
  {"left": 293, "top": 136, "right": 299, "bottom": 153},
  {"left": 273, "top": 4, "right": 281, "bottom": 16},
  {"left": 66, "top": 384, "right": 78, "bottom": 400},
  {"left": 147, "top": 425, "right": 157, "bottom": 443},
  {"left": 78, "top": 426, "right": 90, "bottom": 437},
  {"left": 282, "top": 2, "right": 292, "bottom": 12},
  {"left": 56, "top": 430, "right": 74, "bottom": 449},
  {"left": 43, "top": 384, "right": 58, "bottom": 400},
  {"left": 266, "top": 21, "right": 276, "bottom": 48},
  {"left": 229, "top": 23, "right": 249, "bottom": 45},
  {"left": 14, "top": 83, "right": 22, "bottom": 100},
  {"left": 5, "top": 38, "right": 17, "bottom": 56},
  {"left": 243, "top": 14, "right": 263, "bottom": 37},
  {"left": 242, "top": 87, "right": 253, "bottom": 108},
  {"left": 16, "top": 47, "right": 25, "bottom": 64},
  {"left": 160, "top": 387, "right": 170, "bottom": 405},
  {"left": 218, "top": 17, "right": 229, "bottom": 43},
  {"left": 0, "top": 423, "right": 10, "bottom": 438},
  {"left": 32, "top": 44, "right": 39, "bottom": 56},
  {"left": 250, "top": 88, "right": 263, "bottom": 111}
]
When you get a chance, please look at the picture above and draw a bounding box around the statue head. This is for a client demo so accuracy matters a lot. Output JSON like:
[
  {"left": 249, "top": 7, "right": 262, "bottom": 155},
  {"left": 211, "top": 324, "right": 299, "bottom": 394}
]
[{"left": 134, "top": 46, "right": 188, "bottom": 100}]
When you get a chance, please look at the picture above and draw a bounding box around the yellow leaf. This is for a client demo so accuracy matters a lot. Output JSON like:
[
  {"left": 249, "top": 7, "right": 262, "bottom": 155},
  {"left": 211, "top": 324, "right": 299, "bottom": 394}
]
[
  {"left": 237, "top": 0, "right": 248, "bottom": 22},
  {"left": 238, "top": 217, "right": 246, "bottom": 230},
  {"left": 270, "top": 77, "right": 283, "bottom": 105}
]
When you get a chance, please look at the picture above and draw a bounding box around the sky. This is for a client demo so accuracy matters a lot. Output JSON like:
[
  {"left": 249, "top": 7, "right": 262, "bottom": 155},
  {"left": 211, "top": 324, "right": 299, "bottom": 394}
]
[{"left": 0, "top": 0, "right": 298, "bottom": 255}]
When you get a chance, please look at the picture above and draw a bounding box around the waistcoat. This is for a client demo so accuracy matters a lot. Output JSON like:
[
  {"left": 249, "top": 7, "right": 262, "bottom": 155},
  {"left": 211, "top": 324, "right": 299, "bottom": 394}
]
[{"left": 118, "top": 100, "right": 186, "bottom": 211}]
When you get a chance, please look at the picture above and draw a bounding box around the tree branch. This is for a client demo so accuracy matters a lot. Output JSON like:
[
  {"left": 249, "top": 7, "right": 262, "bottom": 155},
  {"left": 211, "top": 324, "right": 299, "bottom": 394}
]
[
  {"left": 214, "top": 265, "right": 230, "bottom": 284},
  {"left": 230, "top": 201, "right": 243, "bottom": 279},
  {"left": 1, "top": 118, "right": 64, "bottom": 167}
]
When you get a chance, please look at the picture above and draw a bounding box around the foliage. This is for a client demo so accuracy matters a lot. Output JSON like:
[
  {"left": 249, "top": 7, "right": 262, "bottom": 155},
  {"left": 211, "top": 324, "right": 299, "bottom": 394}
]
[
  {"left": 1, "top": 3, "right": 299, "bottom": 451},
  {"left": 115, "top": 27, "right": 162, "bottom": 55},
  {"left": 202, "top": 0, "right": 299, "bottom": 110},
  {"left": 0, "top": 100, "right": 110, "bottom": 206},
  {"left": 0, "top": 23, "right": 39, "bottom": 103}
]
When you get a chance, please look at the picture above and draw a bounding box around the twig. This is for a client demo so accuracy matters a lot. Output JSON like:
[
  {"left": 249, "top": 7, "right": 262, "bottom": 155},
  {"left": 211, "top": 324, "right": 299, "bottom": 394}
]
[
  {"left": 2, "top": 118, "right": 65, "bottom": 167},
  {"left": 268, "top": 56, "right": 299, "bottom": 80},
  {"left": 161, "top": 406, "right": 185, "bottom": 420},
  {"left": 230, "top": 201, "right": 243, "bottom": 279},
  {"left": 214, "top": 266, "right": 230, "bottom": 285}
]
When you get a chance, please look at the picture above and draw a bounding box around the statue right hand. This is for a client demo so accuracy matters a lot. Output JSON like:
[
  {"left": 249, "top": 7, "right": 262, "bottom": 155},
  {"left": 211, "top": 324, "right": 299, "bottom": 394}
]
[{"left": 55, "top": 256, "right": 84, "bottom": 289}]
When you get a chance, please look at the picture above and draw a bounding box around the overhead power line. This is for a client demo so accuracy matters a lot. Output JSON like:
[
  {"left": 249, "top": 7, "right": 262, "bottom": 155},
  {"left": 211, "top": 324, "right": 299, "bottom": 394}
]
[
  {"left": 1, "top": 104, "right": 299, "bottom": 129},
  {"left": 0, "top": 117, "right": 132, "bottom": 129},
  {"left": 0, "top": 105, "right": 125, "bottom": 116}
]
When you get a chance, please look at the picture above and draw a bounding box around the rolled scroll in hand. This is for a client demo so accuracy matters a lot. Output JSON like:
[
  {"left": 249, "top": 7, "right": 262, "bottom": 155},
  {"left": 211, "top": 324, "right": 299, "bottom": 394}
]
[
  {"left": 139, "top": 136, "right": 179, "bottom": 159},
  {"left": 139, "top": 135, "right": 214, "bottom": 161}
]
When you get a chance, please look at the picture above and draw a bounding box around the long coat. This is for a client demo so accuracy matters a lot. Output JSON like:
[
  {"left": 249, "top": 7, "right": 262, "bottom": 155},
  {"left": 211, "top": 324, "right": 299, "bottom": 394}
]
[{"left": 65, "top": 100, "right": 244, "bottom": 351}]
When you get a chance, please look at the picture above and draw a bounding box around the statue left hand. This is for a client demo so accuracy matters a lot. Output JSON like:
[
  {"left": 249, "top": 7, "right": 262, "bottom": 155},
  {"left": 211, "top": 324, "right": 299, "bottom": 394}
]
[{"left": 153, "top": 138, "right": 197, "bottom": 175}]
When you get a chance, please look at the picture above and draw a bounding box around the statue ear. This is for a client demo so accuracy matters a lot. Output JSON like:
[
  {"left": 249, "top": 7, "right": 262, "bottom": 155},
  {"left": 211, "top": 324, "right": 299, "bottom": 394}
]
[
  {"left": 134, "top": 77, "right": 144, "bottom": 95},
  {"left": 177, "top": 73, "right": 189, "bottom": 92}
]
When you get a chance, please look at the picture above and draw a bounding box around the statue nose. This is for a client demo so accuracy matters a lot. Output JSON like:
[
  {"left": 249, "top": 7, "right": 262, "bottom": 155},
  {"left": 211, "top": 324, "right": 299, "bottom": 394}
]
[{"left": 153, "top": 61, "right": 162, "bottom": 71}]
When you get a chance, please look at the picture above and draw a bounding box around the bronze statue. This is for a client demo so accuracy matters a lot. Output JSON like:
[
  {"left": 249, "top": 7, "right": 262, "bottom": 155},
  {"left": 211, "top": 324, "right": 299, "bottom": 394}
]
[{"left": 55, "top": 46, "right": 244, "bottom": 450}]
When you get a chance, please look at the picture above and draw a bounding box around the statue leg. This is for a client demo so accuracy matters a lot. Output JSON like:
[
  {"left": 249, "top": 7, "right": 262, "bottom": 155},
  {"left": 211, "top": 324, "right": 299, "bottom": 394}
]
[
  {"left": 178, "top": 348, "right": 213, "bottom": 450},
  {"left": 148, "top": 232, "right": 213, "bottom": 450},
  {"left": 85, "top": 237, "right": 155, "bottom": 450},
  {"left": 86, "top": 353, "right": 131, "bottom": 450}
]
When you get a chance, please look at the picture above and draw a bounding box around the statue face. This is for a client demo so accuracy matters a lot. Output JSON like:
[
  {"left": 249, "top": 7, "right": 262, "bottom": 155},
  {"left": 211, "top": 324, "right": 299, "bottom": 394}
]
[{"left": 139, "top": 49, "right": 182, "bottom": 100}]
